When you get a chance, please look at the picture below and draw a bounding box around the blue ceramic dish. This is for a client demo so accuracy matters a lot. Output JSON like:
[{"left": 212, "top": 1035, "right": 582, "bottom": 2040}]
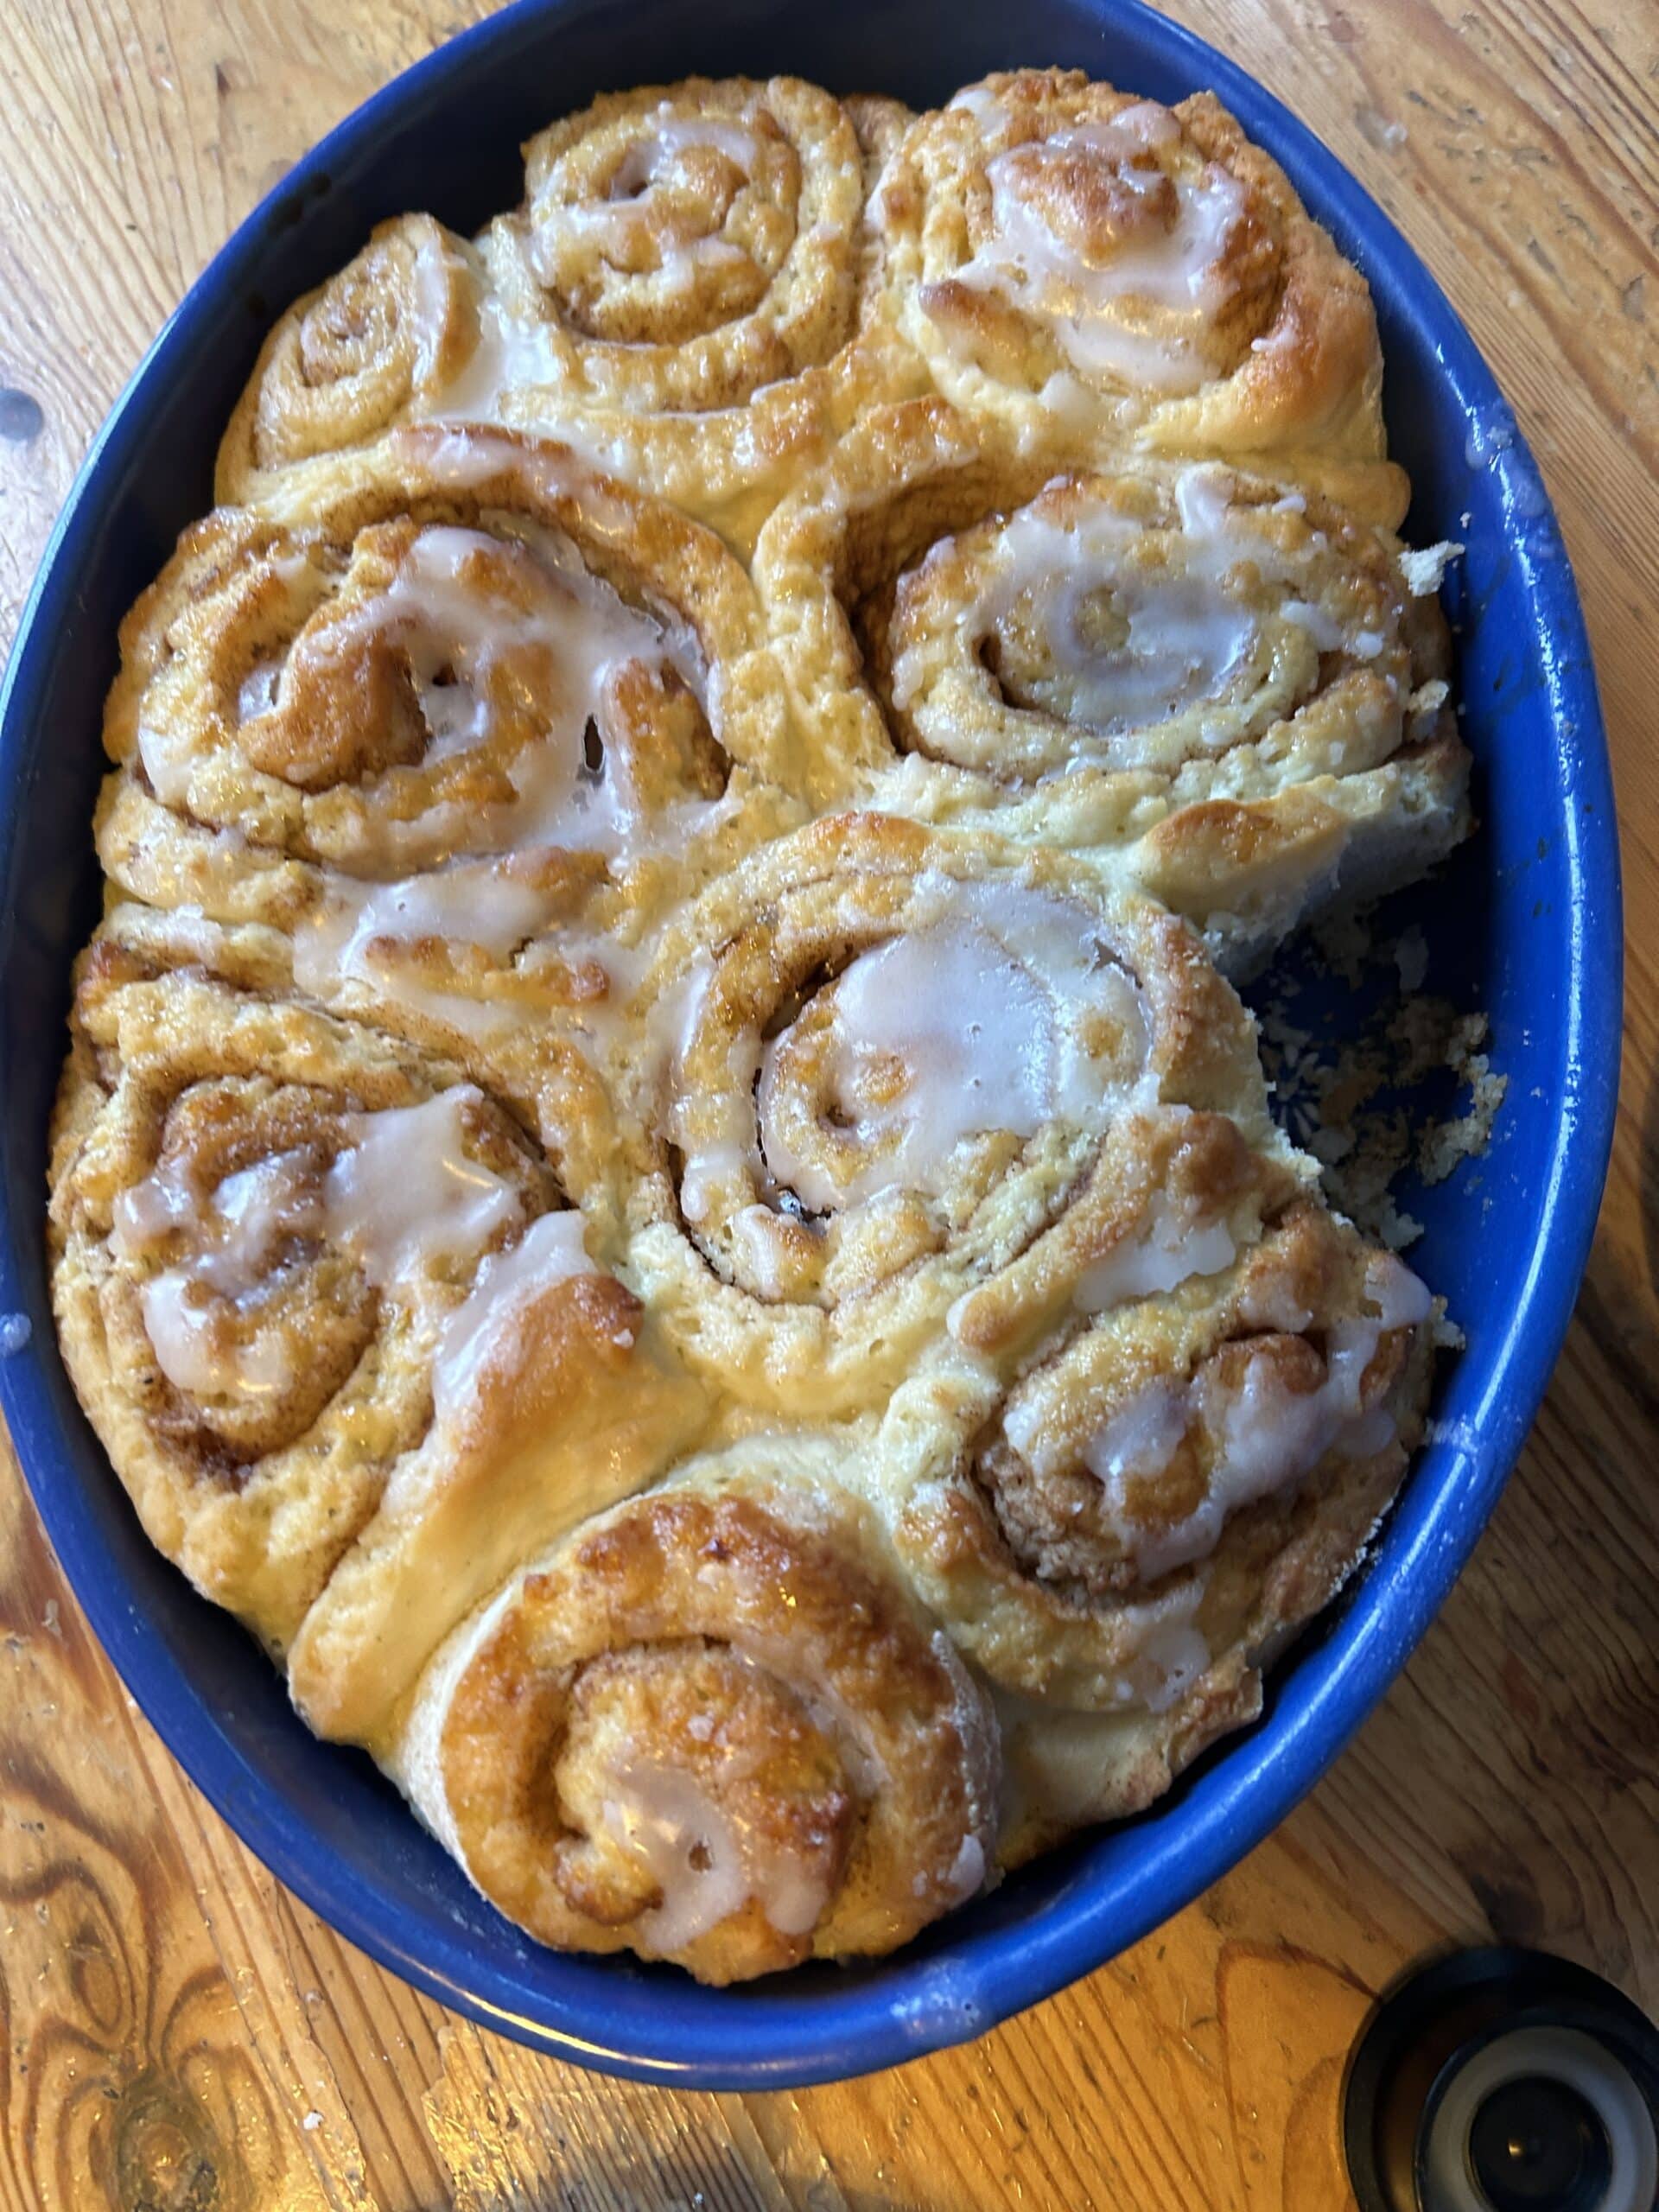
[{"left": 0, "top": 0, "right": 1619, "bottom": 2088}]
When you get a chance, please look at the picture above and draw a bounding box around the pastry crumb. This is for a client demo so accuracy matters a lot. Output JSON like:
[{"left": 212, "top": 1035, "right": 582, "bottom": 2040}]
[
  {"left": 1398, "top": 541, "right": 1463, "bottom": 596},
  {"left": 1256, "top": 911, "right": 1507, "bottom": 1246}
]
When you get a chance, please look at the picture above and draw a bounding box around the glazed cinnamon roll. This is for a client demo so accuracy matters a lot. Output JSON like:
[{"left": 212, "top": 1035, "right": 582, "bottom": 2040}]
[
  {"left": 755, "top": 398, "right": 1469, "bottom": 969},
  {"left": 882, "top": 1188, "right": 1437, "bottom": 1855},
  {"left": 217, "top": 216, "right": 486, "bottom": 502},
  {"left": 623, "top": 811, "right": 1274, "bottom": 1414},
  {"left": 97, "top": 424, "right": 798, "bottom": 1108},
  {"left": 47, "top": 949, "right": 694, "bottom": 1654},
  {"left": 874, "top": 72, "right": 1405, "bottom": 521},
  {"left": 390, "top": 1439, "right": 1000, "bottom": 1983},
  {"left": 458, "top": 79, "right": 922, "bottom": 552},
  {"left": 217, "top": 82, "right": 921, "bottom": 552}
]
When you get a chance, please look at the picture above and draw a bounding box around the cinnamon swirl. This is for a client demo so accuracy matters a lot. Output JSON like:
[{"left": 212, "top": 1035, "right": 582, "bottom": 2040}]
[
  {"left": 390, "top": 1439, "right": 999, "bottom": 1982},
  {"left": 880, "top": 1160, "right": 1437, "bottom": 1854},
  {"left": 98, "top": 424, "right": 798, "bottom": 1112},
  {"left": 217, "top": 215, "right": 486, "bottom": 502},
  {"left": 873, "top": 71, "right": 1406, "bottom": 520},
  {"left": 755, "top": 398, "right": 1469, "bottom": 968},
  {"left": 623, "top": 811, "right": 1272, "bottom": 1414},
  {"left": 48, "top": 946, "right": 694, "bottom": 1654},
  {"left": 218, "top": 81, "right": 921, "bottom": 553}
]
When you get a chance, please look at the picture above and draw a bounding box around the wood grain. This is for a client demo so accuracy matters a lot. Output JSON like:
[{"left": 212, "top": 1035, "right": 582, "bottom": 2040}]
[{"left": 0, "top": 2, "right": 1654, "bottom": 2205}]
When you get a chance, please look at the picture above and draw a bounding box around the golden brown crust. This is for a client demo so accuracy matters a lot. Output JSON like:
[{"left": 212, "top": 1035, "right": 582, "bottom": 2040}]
[
  {"left": 873, "top": 73, "right": 1405, "bottom": 520},
  {"left": 753, "top": 398, "right": 1470, "bottom": 969},
  {"left": 493, "top": 78, "right": 867, "bottom": 410},
  {"left": 45, "top": 950, "right": 703, "bottom": 1663},
  {"left": 285, "top": 1263, "right": 710, "bottom": 1746},
  {"left": 392, "top": 1445, "right": 999, "bottom": 1982},
  {"left": 473, "top": 78, "right": 930, "bottom": 551},
  {"left": 48, "top": 958, "right": 617, "bottom": 1648},
  {"left": 621, "top": 810, "right": 1275, "bottom": 1415},
  {"left": 97, "top": 424, "right": 800, "bottom": 1104},
  {"left": 213, "top": 80, "right": 925, "bottom": 554},
  {"left": 880, "top": 1199, "right": 1439, "bottom": 1853},
  {"left": 216, "top": 216, "right": 486, "bottom": 504}
]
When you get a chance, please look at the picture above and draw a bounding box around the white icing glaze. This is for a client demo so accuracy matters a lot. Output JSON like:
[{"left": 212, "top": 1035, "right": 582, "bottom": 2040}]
[
  {"left": 947, "top": 85, "right": 1013, "bottom": 133},
  {"left": 727, "top": 1202, "right": 793, "bottom": 1298},
  {"left": 1172, "top": 464, "right": 1234, "bottom": 538},
  {"left": 601, "top": 1764, "right": 750, "bottom": 1953},
  {"left": 759, "top": 922, "right": 1055, "bottom": 1210},
  {"left": 118, "top": 1086, "right": 535, "bottom": 1404},
  {"left": 1280, "top": 597, "right": 1349, "bottom": 652},
  {"left": 430, "top": 1207, "right": 594, "bottom": 1430},
  {"left": 969, "top": 496, "right": 1261, "bottom": 735},
  {"left": 321, "top": 1089, "right": 524, "bottom": 1283},
  {"left": 1076, "top": 1255, "right": 1430, "bottom": 1580},
  {"left": 424, "top": 294, "right": 564, "bottom": 422},
  {"left": 237, "top": 659, "right": 283, "bottom": 721},
  {"left": 1073, "top": 1195, "right": 1238, "bottom": 1311},
  {"left": 244, "top": 520, "right": 708, "bottom": 870},
  {"left": 1127, "top": 1621, "right": 1211, "bottom": 1713},
  {"left": 533, "top": 107, "right": 766, "bottom": 307},
  {"left": 645, "top": 947, "right": 719, "bottom": 1085},
  {"left": 953, "top": 119, "right": 1247, "bottom": 391},
  {"left": 122, "top": 1149, "right": 322, "bottom": 1402},
  {"left": 292, "top": 861, "right": 561, "bottom": 1040},
  {"left": 408, "top": 226, "right": 461, "bottom": 373},
  {"left": 136, "top": 716, "right": 195, "bottom": 805},
  {"left": 139, "top": 1271, "right": 296, "bottom": 1400},
  {"left": 943, "top": 1830, "right": 987, "bottom": 1903},
  {"left": 1075, "top": 1378, "right": 1190, "bottom": 1494},
  {"left": 1368, "top": 1251, "right": 1434, "bottom": 1330},
  {"left": 192, "top": 1155, "right": 320, "bottom": 1294},
  {"left": 738, "top": 877, "right": 1153, "bottom": 1216},
  {"left": 601, "top": 1755, "right": 832, "bottom": 1955},
  {"left": 677, "top": 1139, "right": 749, "bottom": 1230},
  {"left": 299, "top": 862, "right": 555, "bottom": 966}
]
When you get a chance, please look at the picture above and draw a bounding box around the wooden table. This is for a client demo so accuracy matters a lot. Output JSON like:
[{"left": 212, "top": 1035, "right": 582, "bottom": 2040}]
[{"left": 1, "top": 3, "right": 1653, "bottom": 2204}]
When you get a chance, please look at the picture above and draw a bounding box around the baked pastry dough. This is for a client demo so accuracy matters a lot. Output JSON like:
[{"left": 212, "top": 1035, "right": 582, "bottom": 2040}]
[
  {"left": 216, "top": 216, "right": 486, "bottom": 500},
  {"left": 218, "top": 82, "right": 923, "bottom": 552},
  {"left": 97, "top": 423, "right": 798, "bottom": 1116},
  {"left": 872, "top": 72, "right": 1405, "bottom": 521},
  {"left": 48, "top": 944, "right": 699, "bottom": 1652},
  {"left": 388, "top": 1437, "right": 1000, "bottom": 1983},
  {"left": 48, "top": 65, "right": 1471, "bottom": 1984},
  {"left": 880, "top": 1166, "right": 1434, "bottom": 1854},
  {"left": 754, "top": 397, "right": 1469, "bottom": 969},
  {"left": 623, "top": 810, "right": 1274, "bottom": 1414}
]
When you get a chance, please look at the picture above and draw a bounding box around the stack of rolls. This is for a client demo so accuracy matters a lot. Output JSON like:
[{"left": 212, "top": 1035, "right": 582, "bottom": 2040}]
[{"left": 49, "top": 66, "right": 1467, "bottom": 1985}]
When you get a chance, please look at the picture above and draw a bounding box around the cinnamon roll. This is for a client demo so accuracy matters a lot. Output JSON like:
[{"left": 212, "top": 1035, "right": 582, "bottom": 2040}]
[
  {"left": 873, "top": 72, "right": 1406, "bottom": 521},
  {"left": 47, "top": 948, "right": 694, "bottom": 1654},
  {"left": 217, "top": 82, "right": 922, "bottom": 554},
  {"left": 755, "top": 399, "right": 1469, "bottom": 969},
  {"left": 217, "top": 216, "right": 486, "bottom": 503},
  {"left": 97, "top": 424, "right": 798, "bottom": 1108},
  {"left": 390, "top": 1439, "right": 999, "bottom": 1983},
  {"left": 460, "top": 79, "right": 923, "bottom": 553},
  {"left": 624, "top": 811, "right": 1274, "bottom": 1414},
  {"left": 882, "top": 1188, "right": 1437, "bottom": 1856}
]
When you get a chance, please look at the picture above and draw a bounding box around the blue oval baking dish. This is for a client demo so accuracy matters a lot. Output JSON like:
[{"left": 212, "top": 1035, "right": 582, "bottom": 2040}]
[{"left": 0, "top": 0, "right": 1619, "bottom": 2088}]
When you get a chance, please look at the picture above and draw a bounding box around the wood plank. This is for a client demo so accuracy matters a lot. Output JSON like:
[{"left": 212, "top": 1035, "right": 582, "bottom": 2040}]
[{"left": 0, "top": 1, "right": 1652, "bottom": 2203}]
